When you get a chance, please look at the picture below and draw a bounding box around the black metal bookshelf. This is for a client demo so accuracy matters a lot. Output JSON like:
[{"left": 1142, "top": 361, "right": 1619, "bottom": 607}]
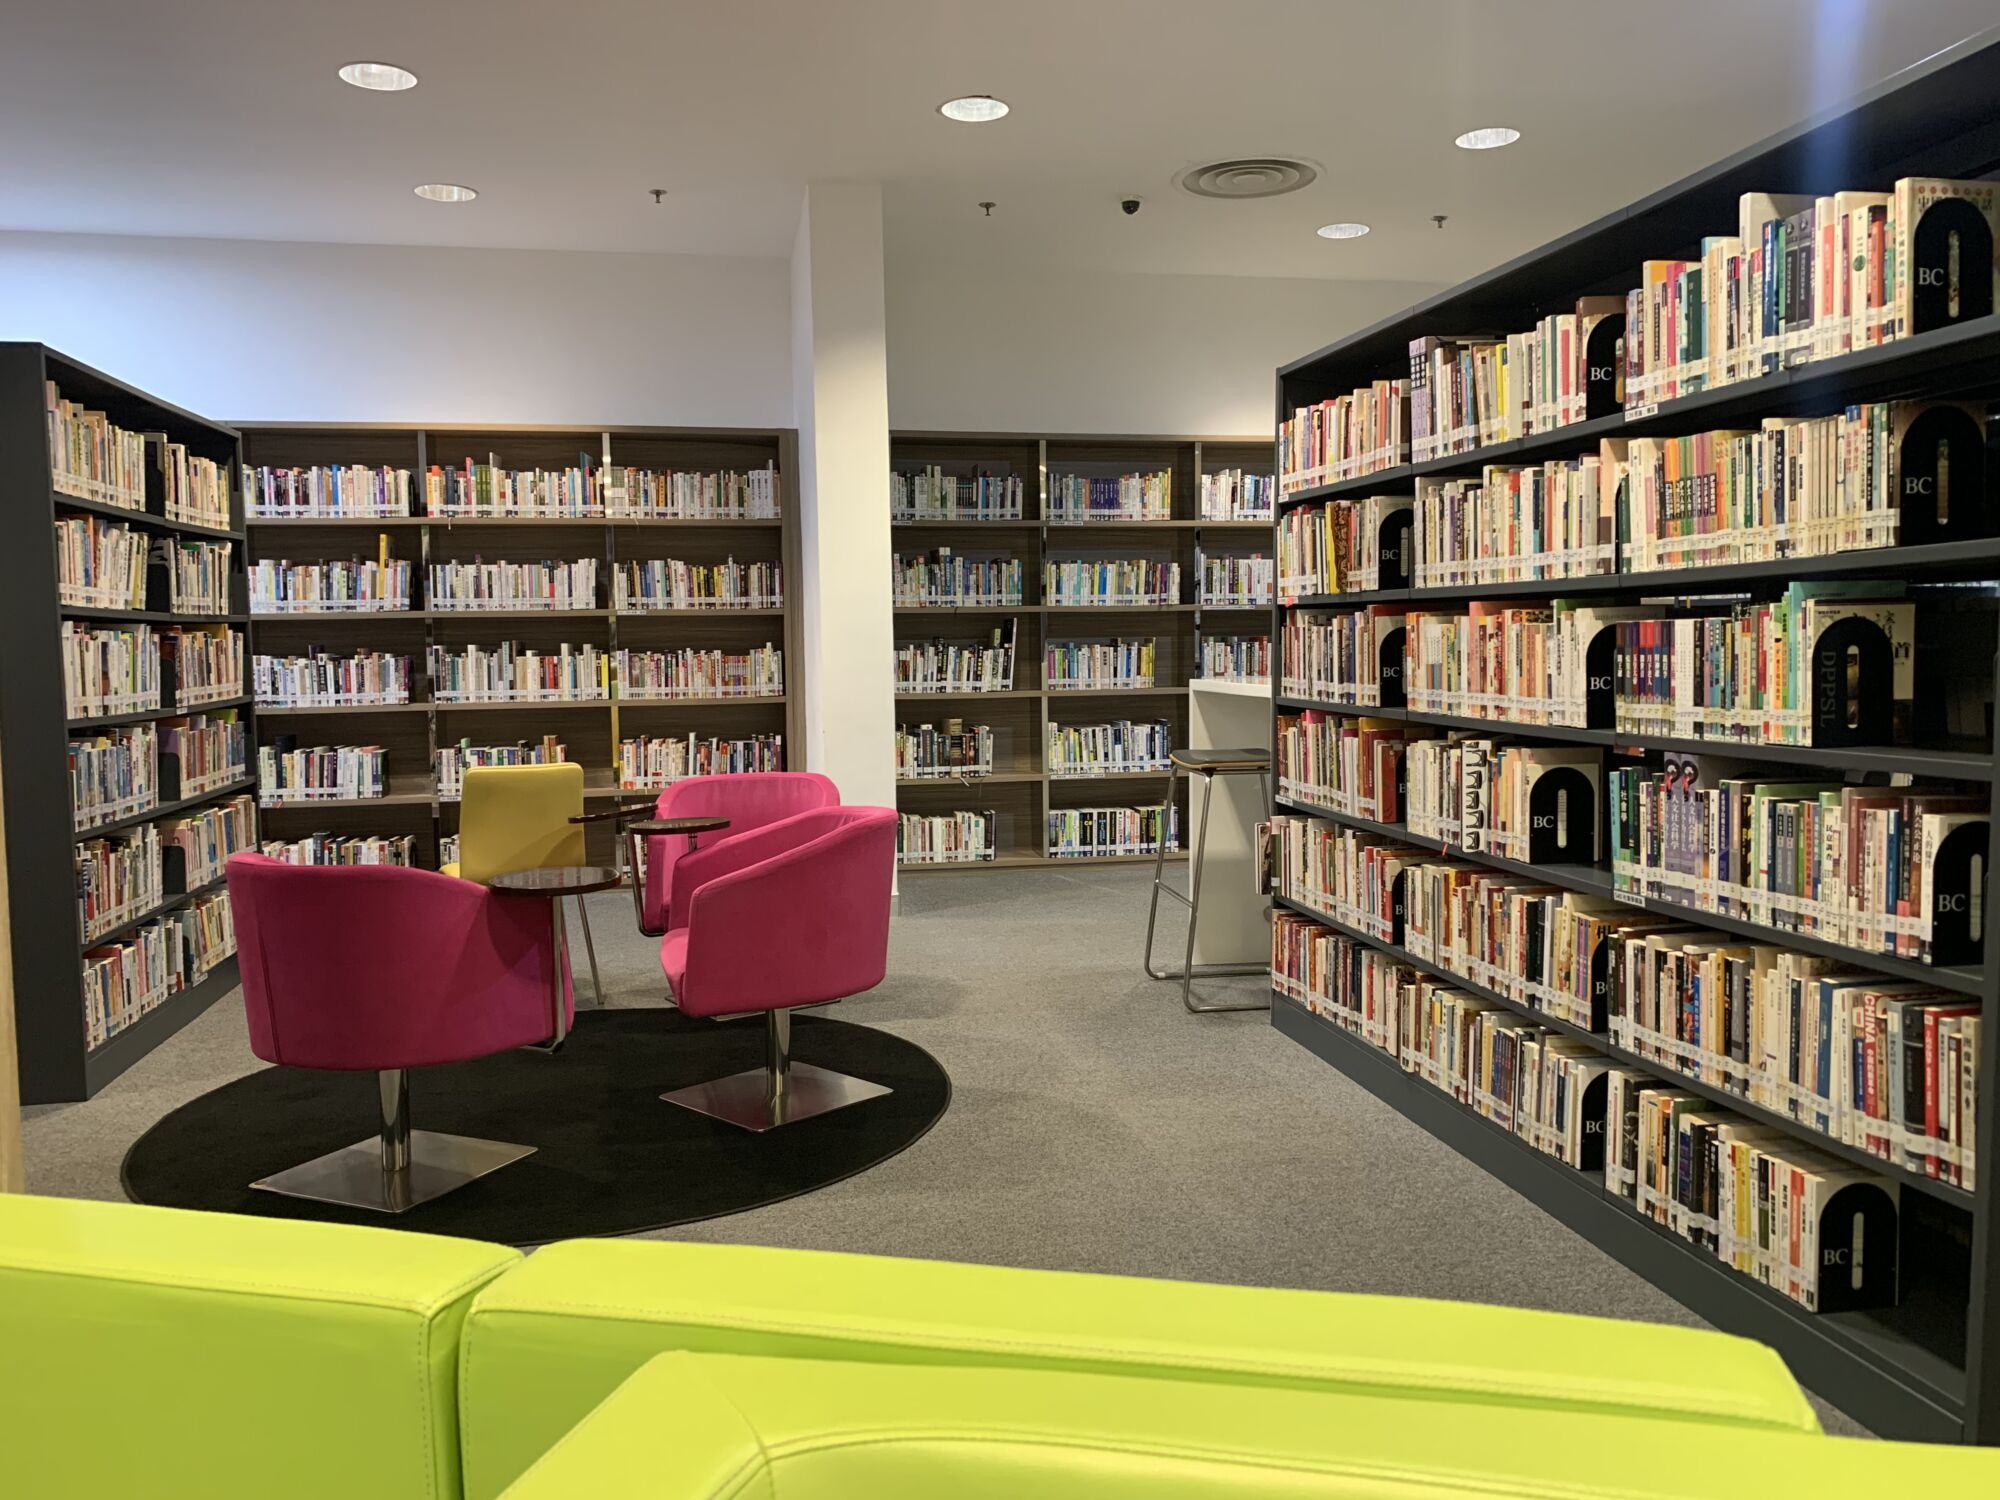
[
  {"left": 1269, "top": 29, "right": 2000, "bottom": 1444},
  {"left": 1, "top": 343, "right": 255, "bottom": 1104}
]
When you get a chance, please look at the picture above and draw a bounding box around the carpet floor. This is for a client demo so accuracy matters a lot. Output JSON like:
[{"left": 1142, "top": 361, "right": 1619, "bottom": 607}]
[{"left": 21, "top": 863, "right": 1865, "bottom": 1434}]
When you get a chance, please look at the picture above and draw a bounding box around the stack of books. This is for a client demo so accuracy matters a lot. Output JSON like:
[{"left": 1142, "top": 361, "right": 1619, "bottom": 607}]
[
  {"left": 250, "top": 557, "right": 412, "bottom": 613},
  {"left": 892, "top": 549, "right": 1024, "bottom": 607},
  {"left": 615, "top": 557, "right": 782, "bottom": 611},
  {"left": 613, "top": 645, "right": 783, "bottom": 699},
  {"left": 257, "top": 743, "right": 389, "bottom": 804},
  {"left": 259, "top": 833, "right": 417, "bottom": 866},
  {"left": 897, "top": 810, "right": 995, "bottom": 864},
  {"left": 46, "top": 382, "right": 147, "bottom": 509},
  {"left": 253, "top": 648, "right": 410, "bottom": 707},
  {"left": 1044, "top": 637, "right": 1154, "bottom": 691},
  {"left": 1047, "top": 470, "right": 1171, "bottom": 522},
  {"left": 61, "top": 621, "right": 160, "bottom": 719},
  {"left": 248, "top": 463, "right": 413, "bottom": 519},
  {"left": 427, "top": 557, "right": 598, "bottom": 611},
  {"left": 895, "top": 621, "right": 1016, "bottom": 692},
  {"left": 436, "top": 735, "right": 568, "bottom": 800},
  {"left": 618, "top": 733, "right": 783, "bottom": 789},
  {"left": 428, "top": 642, "right": 607, "bottom": 702},
  {"left": 70, "top": 724, "right": 158, "bottom": 830},
  {"left": 1042, "top": 559, "right": 1179, "bottom": 607},
  {"left": 166, "top": 539, "right": 233, "bottom": 615},
  {"left": 890, "top": 466, "right": 1024, "bottom": 521},
  {"left": 55, "top": 515, "right": 148, "bottom": 609}
]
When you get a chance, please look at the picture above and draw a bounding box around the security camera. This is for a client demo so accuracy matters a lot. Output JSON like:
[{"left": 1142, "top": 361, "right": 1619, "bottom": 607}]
[{"left": 1121, "top": 197, "right": 1141, "bottom": 216}]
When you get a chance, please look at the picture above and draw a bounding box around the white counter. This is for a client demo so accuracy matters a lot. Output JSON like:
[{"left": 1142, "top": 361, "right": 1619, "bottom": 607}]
[{"left": 1186, "top": 678, "right": 1273, "bottom": 965}]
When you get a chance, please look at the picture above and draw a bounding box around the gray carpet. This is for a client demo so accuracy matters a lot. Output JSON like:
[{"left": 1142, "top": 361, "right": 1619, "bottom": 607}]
[{"left": 22, "top": 864, "right": 1865, "bottom": 1435}]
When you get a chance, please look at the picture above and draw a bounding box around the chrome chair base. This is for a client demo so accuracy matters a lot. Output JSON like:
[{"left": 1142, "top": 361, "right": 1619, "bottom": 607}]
[
  {"left": 662, "top": 1063, "right": 891, "bottom": 1133},
  {"left": 250, "top": 1131, "right": 535, "bottom": 1214}
]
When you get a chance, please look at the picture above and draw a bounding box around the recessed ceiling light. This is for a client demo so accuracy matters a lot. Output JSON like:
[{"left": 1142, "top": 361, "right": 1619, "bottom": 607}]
[
  {"left": 938, "top": 95, "right": 1009, "bottom": 123},
  {"left": 1455, "top": 126, "right": 1521, "bottom": 151},
  {"left": 338, "top": 61, "right": 417, "bottom": 92},
  {"left": 414, "top": 183, "right": 477, "bottom": 204},
  {"left": 1316, "top": 222, "right": 1371, "bottom": 240}
]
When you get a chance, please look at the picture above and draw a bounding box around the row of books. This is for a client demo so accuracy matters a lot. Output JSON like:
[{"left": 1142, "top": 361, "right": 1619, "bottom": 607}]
[
  {"left": 164, "top": 795, "right": 256, "bottom": 890},
  {"left": 164, "top": 712, "right": 248, "bottom": 798},
  {"left": 427, "top": 558, "right": 598, "bottom": 611},
  {"left": 289, "top": 461, "right": 783, "bottom": 521},
  {"left": 1046, "top": 719, "right": 1171, "bottom": 778},
  {"left": 1404, "top": 737, "right": 1602, "bottom": 862},
  {"left": 892, "top": 550, "right": 1024, "bottom": 607},
  {"left": 1280, "top": 607, "right": 1398, "bottom": 707},
  {"left": 895, "top": 722, "right": 994, "bottom": 779},
  {"left": 1409, "top": 302, "right": 1622, "bottom": 462},
  {"left": 71, "top": 724, "right": 158, "bottom": 831},
  {"left": 612, "top": 558, "right": 782, "bottom": 611},
  {"left": 62, "top": 621, "right": 160, "bottom": 720},
  {"left": 898, "top": 810, "right": 997, "bottom": 864},
  {"left": 890, "top": 467, "right": 1025, "bottom": 522},
  {"left": 1197, "top": 555, "right": 1272, "bottom": 606},
  {"left": 1279, "top": 823, "right": 1969, "bottom": 1188},
  {"left": 1048, "top": 804, "right": 1179, "bottom": 858},
  {"left": 247, "top": 464, "right": 412, "bottom": 519},
  {"left": 614, "top": 645, "right": 784, "bottom": 699},
  {"left": 165, "top": 627, "right": 244, "bottom": 707},
  {"left": 1275, "top": 710, "right": 1410, "bottom": 824},
  {"left": 1277, "top": 380, "right": 1410, "bottom": 491},
  {"left": 429, "top": 642, "right": 607, "bottom": 702},
  {"left": 1612, "top": 932, "right": 1978, "bottom": 1190},
  {"left": 436, "top": 736, "right": 566, "bottom": 800},
  {"left": 162, "top": 444, "right": 230, "bottom": 530},
  {"left": 1271, "top": 907, "right": 1905, "bottom": 1311},
  {"left": 618, "top": 733, "right": 784, "bottom": 789},
  {"left": 1043, "top": 560, "right": 1181, "bottom": 607},
  {"left": 258, "top": 743, "right": 387, "bottom": 804},
  {"left": 253, "top": 648, "right": 411, "bottom": 707},
  {"left": 1199, "top": 469, "right": 1275, "bottom": 521},
  {"left": 1047, "top": 471, "right": 1171, "bottom": 522},
  {"left": 47, "top": 382, "right": 148, "bottom": 510},
  {"left": 1606, "top": 589, "right": 1915, "bottom": 747},
  {"left": 77, "top": 823, "right": 161, "bottom": 944},
  {"left": 894, "top": 623, "right": 1017, "bottom": 693},
  {"left": 260, "top": 834, "right": 417, "bottom": 866},
  {"left": 1607, "top": 764, "right": 1987, "bottom": 964},
  {"left": 1413, "top": 459, "right": 1614, "bottom": 588},
  {"left": 82, "top": 892, "right": 236, "bottom": 1051},
  {"left": 1044, "top": 638, "right": 1154, "bottom": 691},
  {"left": 1200, "top": 633, "right": 1270, "bottom": 684},
  {"left": 1277, "top": 495, "right": 1408, "bottom": 597},
  {"left": 55, "top": 514, "right": 148, "bottom": 609},
  {"left": 1624, "top": 180, "right": 1997, "bottom": 406},
  {"left": 250, "top": 558, "right": 411, "bottom": 612},
  {"left": 167, "top": 539, "right": 233, "bottom": 615}
]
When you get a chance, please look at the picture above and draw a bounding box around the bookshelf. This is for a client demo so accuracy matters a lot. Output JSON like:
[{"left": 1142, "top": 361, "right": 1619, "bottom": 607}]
[
  {"left": 237, "top": 423, "right": 801, "bottom": 871},
  {"left": 889, "top": 431, "right": 1273, "bottom": 870},
  {"left": 0, "top": 344, "right": 254, "bottom": 1104},
  {"left": 1269, "top": 31, "right": 2000, "bottom": 1444}
]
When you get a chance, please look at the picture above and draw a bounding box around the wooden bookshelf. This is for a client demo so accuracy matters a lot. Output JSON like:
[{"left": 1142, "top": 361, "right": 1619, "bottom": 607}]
[
  {"left": 0, "top": 344, "right": 255, "bottom": 1104},
  {"left": 1269, "top": 30, "right": 2000, "bottom": 1444},
  {"left": 238, "top": 423, "right": 801, "bottom": 870},
  {"left": 890, "top": 431, "right": 1273, "bottom": 869}
]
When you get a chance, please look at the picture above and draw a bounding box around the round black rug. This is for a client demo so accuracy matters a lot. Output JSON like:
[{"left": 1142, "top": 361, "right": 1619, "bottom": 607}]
[{"left": 122, "top": 1009, "right": 949, "bottom": 1245}]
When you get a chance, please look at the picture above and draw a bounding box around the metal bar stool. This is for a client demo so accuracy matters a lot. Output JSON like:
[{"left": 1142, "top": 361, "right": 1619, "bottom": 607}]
[{"left": 1143, "top": 746, "right": 1272, "bottom": 1013}]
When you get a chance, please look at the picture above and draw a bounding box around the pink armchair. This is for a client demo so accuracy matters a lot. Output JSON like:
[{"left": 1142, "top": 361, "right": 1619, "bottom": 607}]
[
  {"left": 225, "top": 853, "right": 572, "bottom": 1212},
  {"left": 622, "top": 772, "right": 839, "bottom": 936},
  {"left": 658, "top": 806, "right": 896, "bottom": 1131}
]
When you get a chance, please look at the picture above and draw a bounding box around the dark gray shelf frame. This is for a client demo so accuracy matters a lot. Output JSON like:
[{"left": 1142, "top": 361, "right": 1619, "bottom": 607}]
[
  {"left": 1269, "top": 27, "right": 2000, "bottom": 1444},
  {"left": 2, "top": 342, "right": 256, "bottom": 1104}
]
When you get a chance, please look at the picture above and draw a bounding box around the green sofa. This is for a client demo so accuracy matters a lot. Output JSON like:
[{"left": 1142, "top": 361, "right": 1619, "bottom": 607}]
[{"left": 0, "top": 1192, "right": 1989, "bottom": 1498}]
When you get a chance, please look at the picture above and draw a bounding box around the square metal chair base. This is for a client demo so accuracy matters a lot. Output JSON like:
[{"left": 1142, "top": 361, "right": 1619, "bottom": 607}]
[
  {"left": 250, "top": 1131, "right": 536, "bottom": 1213},
  {"left": 662, "top": 1063, "right": 891, "bottom": 1133}
]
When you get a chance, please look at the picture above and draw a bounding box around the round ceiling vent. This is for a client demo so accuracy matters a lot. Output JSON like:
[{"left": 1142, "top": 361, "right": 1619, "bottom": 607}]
[{"left": 1178, "top": 158, "right": 1318, "bottom": 200}]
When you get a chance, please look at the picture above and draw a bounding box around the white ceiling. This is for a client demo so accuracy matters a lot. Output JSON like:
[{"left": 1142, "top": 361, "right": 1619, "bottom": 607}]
[{"left": 2, "top": 1, "right": 1996, "bottom": 283}]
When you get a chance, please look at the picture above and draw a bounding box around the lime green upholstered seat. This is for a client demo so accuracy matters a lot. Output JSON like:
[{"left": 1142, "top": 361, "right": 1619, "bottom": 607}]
[
  {"left": 0, "top": 1192, "right": 519, "bottom": 1500},
  {"left": 456, "top": 1239, "right": 1816, "bottom": 1499},
  {"left": 497, "top": 1349, "right": 2000, "bottom": 1500}
]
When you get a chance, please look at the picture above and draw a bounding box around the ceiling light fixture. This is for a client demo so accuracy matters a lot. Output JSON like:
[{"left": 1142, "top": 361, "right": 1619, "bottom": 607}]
[
  {"left": 338, "top": 61, "right": 418, "bottom": 92},
  {"left": 1454, "top": 126, "right": 1521, "bottom": 151},
  {"left": 938, "top": 95, "right": 1009, "bottom": 123},
  {"left": 1316, "top": 222, "right": 1370, "bottom": 240},
  {"left": 414, "top": 183, "right": 477, "bottom": 203}
]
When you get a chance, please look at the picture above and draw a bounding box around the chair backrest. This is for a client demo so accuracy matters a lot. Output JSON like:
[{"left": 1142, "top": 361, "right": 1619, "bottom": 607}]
[
  {"left": 643, "top": 771, "right": 839, "bottom": 928},
  {"left": 459, "top": 763, "right": 586, "bottom": 884},
  {"left": 227, "top": 853, "right": 569, "bottom": 1070},
  {"left": 675, "top": 806, "right": 895, "bottom": 1017}
]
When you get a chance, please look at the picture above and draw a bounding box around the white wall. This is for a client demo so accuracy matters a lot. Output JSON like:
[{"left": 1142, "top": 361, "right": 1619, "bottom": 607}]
[
  {"left": 885, "top": 262, "right": 1442, "bottom": 437},
  {"left": 0, "top": 231, "right": 793, "bottom": 426}
]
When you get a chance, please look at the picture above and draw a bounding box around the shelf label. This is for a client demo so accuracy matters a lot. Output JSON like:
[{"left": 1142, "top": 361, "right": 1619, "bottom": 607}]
[
  {"left": 1623, "top": 402, "right": 1660, "bottom": 423},
  {"left": 1612, "top": 887, "right": 1647, "bottom": 907}
]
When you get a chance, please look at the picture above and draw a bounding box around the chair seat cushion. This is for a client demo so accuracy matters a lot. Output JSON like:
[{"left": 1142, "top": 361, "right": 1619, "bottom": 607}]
[{"left": 659, "top": 928, "right": 689, "bottom": 1001}]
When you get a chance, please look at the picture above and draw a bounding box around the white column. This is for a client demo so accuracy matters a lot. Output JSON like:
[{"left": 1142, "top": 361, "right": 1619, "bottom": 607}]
[{"left": 790, "top": 183, "right": 894, "bottom": 811}]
